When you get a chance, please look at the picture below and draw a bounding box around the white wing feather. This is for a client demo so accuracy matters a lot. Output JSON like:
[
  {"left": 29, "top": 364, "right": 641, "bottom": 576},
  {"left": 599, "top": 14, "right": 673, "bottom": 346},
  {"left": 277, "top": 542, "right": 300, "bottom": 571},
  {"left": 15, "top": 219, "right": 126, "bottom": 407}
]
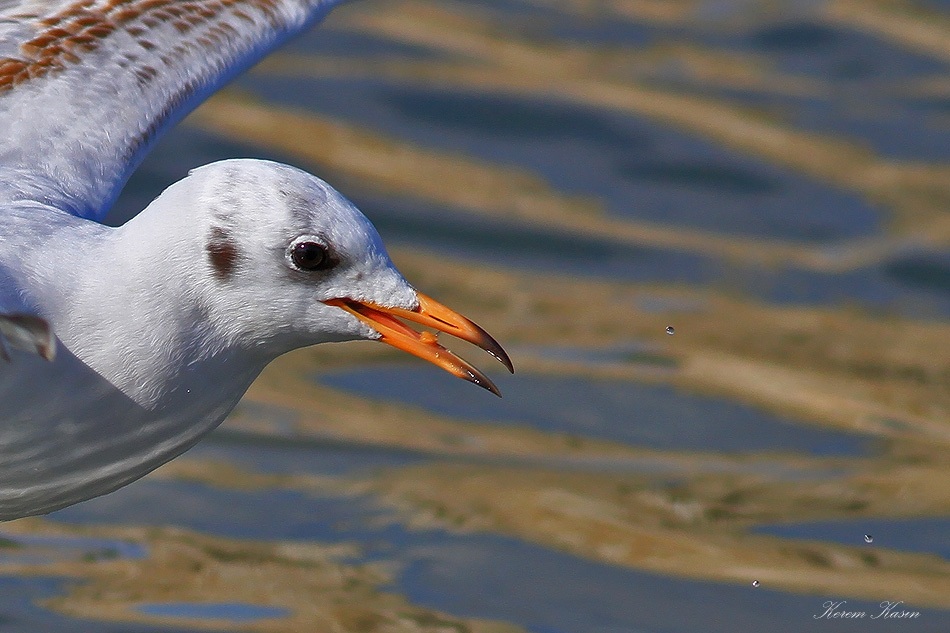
[{"left": 0, "top": 0, "right": 343, "bottom": 221}]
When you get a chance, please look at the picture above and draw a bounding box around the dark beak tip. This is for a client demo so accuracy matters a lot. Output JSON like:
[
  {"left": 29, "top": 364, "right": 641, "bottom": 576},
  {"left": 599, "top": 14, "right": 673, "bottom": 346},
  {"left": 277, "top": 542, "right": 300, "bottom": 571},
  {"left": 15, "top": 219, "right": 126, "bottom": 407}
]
[
  {"left": 479, "top": 335, "right": 514, "bottom": 374},
  {"left": 493, "top": 349, "right": 515, "bottom": 374},
  {"left": 466, "top": 367, "right": 502, "bottom": 397}
]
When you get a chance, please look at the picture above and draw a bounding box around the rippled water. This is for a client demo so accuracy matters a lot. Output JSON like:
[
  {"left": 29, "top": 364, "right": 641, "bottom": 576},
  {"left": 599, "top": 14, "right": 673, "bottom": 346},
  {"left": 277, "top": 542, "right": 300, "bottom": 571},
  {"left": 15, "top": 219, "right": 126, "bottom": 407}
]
[
  {"left": 319, "top": 364, "right": 876, "bottom": 456},
  {"left": 7, "top": 0, "right": 950, "bottom": 631},
  {"left": 137, "top": 603, "right": 291, "bottom": 622}
]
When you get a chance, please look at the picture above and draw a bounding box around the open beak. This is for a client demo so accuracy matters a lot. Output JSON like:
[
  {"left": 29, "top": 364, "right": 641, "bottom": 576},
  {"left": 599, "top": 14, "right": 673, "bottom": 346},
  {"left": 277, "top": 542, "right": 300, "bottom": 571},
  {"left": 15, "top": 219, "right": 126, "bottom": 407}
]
[{"left": 323, "top": 293, "right": 513, "bottom": 396}]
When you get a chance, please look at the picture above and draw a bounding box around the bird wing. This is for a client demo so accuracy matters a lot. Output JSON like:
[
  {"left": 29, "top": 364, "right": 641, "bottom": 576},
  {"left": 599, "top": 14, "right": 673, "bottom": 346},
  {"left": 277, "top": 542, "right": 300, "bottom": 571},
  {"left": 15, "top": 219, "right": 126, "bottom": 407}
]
[{"left": 0, "top": 0, "right": 343, "bottom": 222}]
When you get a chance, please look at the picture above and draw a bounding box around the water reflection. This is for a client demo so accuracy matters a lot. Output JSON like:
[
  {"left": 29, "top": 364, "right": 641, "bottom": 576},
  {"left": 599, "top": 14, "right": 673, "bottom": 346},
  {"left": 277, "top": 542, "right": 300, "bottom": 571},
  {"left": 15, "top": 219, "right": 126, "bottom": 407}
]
[
  {"left": 51, "top": 475, "right": 950, "bottom": 633},
  {"left": 0, "top": 533, "right": 147, "bottom": 564},
  {"left": 756, "top": 517, "right": 950, "bottom": 560},
  {"left": 318, "top": 365, "right": 876, "bottom": 456},
  {"left": 136, "top": 603, "right": 290, "bottom": 622},
  {"left": 360, "top": 192, "right": 721, "bottom": 282},
  {"left": 401, "top": 537, "right": 949, "bottom": 633},
  {"left": 382, "top": 89, "right": 653, "bottom": 145},
  {"left": 884, "top": 254, "right": 950, "bottom": 296},
  {"left": 742, "top": 21, "right": 947, "bottom": 80},
  {"left": 0, "top": 577, "right": 203, "bottom": 633},
  {"left": 618, "top": 160, "right": 780, "bottom": 195},
  {"left": 245, "top": 77, "right": 884, "bottom": 242}
]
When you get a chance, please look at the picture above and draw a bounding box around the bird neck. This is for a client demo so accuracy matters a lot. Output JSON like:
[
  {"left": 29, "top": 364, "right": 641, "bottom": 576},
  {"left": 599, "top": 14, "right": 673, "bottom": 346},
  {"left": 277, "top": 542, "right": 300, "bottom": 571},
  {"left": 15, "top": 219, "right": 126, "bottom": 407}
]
[{"left": 58, "top": 192, "right": 271, "bottom": 410}]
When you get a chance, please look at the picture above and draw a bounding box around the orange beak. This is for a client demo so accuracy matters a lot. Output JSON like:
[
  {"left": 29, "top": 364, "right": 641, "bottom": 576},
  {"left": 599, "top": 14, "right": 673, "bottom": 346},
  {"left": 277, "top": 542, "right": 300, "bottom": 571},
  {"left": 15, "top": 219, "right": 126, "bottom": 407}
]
[{"left": 323, "top": 292, "right": 513, "bottom": 396}]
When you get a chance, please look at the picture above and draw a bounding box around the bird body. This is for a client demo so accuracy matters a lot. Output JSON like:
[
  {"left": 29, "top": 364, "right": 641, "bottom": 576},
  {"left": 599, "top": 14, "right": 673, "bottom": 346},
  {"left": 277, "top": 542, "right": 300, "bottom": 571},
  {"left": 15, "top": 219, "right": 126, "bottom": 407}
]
[
  {"left": 0, "top": 2, "right": 511, "bottom": 521},
  {"left": 0, "top": 161, "right": 412, "bottom": 519}
]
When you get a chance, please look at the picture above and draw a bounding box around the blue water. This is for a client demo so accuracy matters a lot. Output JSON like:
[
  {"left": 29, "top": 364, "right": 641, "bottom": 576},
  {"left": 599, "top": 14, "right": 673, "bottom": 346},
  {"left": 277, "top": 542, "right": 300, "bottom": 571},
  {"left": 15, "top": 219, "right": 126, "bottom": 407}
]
[
  {"left": 358, "top": 191, "right": 722, "bottom": 284},
  {"left": 283, "top": 26, "right": 442, "bottom": 59},
  {"left": 48, "top": 475, "right": 950, "bottom": 633},
  {"left": 0, "top": 533, "right": 147, "bottom": 566},
  {"left": 193, "top": 425, "right": 425, "bottom": 476},
  {"left": 359, "top": 189, "right": 950, "bottom": 316},
  {"left": 243, "top": 76, "right": 884, "bottom": 243},
  {"left": 318, "top": 365, "right": 876, "bottom": 457},
  {"left": 740, "top": 21, "right": 947, "bottom": 81},
  {"left": 754, "top": 517, "right": 950, "bottom": 561},
  {"left": 401, "top": 536, "right": 946, "bottom": 633},
  {"left": 51, "top": 479, "right": 396, "bottom": 545},
  {"left": 0, "top": 534, "right": 147, "bottom": 560},
  {"left": 510, "top": 342, "right": 678, "bottom": 369},
  {"left": 0, "top": 577, "right": 202, "bottom": 633},
  {"left": 137, "top": 603, "right": 289, "bottom": 622},
  {"left": 689, "top": 82, "right": 950, "bottom": 164}
]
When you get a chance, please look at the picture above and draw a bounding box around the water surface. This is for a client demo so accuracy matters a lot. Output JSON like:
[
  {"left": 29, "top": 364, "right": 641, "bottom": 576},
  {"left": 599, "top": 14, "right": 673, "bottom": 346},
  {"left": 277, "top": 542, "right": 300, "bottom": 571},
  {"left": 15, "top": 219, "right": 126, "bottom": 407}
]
[{"left": 318, "top": 365, "right": 877, "bottom": 457}]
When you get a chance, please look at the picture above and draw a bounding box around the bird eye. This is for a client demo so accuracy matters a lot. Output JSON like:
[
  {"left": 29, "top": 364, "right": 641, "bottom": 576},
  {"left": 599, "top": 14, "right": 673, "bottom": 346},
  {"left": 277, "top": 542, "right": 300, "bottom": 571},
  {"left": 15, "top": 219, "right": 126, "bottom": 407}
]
[{"left": 290, "top": 241, "right": 332, "bottom": 271}]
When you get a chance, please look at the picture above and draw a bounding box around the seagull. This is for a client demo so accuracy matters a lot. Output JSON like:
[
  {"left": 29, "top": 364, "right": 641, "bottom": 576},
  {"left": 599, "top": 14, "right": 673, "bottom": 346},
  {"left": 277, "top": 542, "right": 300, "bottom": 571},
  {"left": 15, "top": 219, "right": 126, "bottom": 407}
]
[{"left": 0, "top": 0, "right": 513, "bottom": 521}]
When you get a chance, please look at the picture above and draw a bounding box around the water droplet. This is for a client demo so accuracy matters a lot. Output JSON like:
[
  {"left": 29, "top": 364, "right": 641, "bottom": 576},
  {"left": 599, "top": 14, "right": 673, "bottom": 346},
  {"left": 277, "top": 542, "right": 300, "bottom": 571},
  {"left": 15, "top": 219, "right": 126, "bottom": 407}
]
[
  {"left": 752, "top": 580, "right": 760, "bottom": 587},
  {"left": 864, "top": 534, "right": 873, "bottom": 543},
  {"left": 665, "top": 326, "right": 675, "bottom": 335}
]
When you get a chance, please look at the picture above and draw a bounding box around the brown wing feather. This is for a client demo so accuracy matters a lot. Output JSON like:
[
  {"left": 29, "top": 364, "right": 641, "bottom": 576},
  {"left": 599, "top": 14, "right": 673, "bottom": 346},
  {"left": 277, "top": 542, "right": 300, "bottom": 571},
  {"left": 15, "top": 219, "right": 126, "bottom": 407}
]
[{"left": 0, "top": 0, "right": 339, "bottom": 221}]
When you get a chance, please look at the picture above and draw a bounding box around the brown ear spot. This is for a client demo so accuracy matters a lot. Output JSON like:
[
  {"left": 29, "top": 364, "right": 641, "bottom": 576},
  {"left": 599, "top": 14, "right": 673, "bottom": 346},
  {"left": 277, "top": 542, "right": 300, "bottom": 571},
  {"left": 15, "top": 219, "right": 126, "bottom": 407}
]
[{"left": 207, "top": 226, "right": 239, "bottom": 280}]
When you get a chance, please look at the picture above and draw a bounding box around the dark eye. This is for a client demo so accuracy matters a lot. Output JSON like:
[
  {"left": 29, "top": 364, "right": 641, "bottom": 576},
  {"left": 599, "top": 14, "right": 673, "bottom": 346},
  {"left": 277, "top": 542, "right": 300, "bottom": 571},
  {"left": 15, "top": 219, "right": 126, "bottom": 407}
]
[{"left": 291, "top": 241, "right": 331, "bottom": 271}]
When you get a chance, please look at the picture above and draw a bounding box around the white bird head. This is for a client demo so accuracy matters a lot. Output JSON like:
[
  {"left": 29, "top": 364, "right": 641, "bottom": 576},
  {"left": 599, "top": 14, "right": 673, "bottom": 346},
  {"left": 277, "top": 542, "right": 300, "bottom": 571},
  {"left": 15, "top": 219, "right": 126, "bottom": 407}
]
[{"left": 130, "top": 159, "right": 512, "bottom": 395}]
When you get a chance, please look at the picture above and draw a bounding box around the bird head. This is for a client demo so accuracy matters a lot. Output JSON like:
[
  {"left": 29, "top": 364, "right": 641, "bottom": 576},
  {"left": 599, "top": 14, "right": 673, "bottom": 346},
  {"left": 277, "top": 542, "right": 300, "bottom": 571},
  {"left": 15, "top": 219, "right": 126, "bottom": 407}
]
[{"left": 176, "top": 159, "right": 511, "bottom": 394}]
